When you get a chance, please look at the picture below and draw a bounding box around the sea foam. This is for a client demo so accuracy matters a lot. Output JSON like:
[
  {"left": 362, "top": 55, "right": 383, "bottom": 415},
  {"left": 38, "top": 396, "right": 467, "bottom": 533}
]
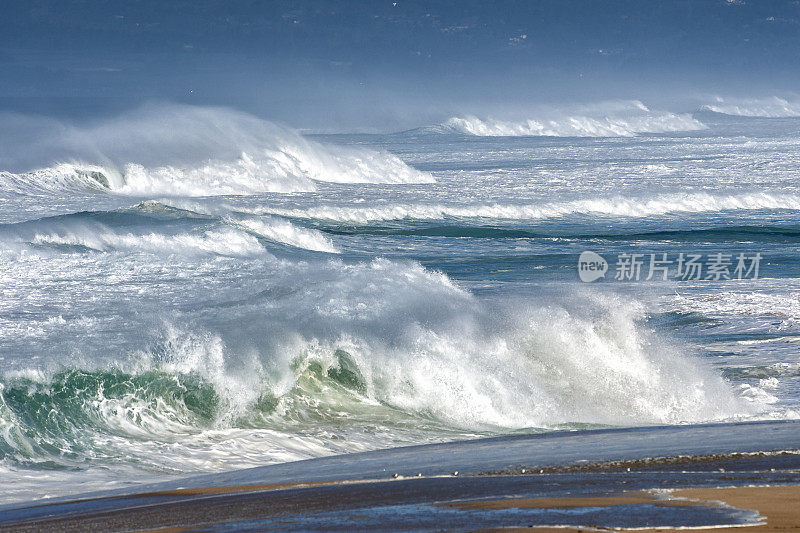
[
  {"left": 701, "top": 96, "right": 800, "bottom": 118},
  {"left": 414, "top": 101, "right": 706, "bottom": 137},
  {"left": 0, "top": 104, "right": 433, "bottom": 197},
  {"left": 250, "top": 192, "right": 800, "bottom": 223}
]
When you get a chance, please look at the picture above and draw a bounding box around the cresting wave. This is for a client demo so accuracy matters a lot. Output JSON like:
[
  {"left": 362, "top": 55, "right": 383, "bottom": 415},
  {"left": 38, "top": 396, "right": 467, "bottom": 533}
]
[
  {"left": 0, "top": 201, "right": 339, "bottom": 255},
  {"left": 413, "top": 101, "right": 706, "bottom": 137},
  {"left": 31, "top": 227, "right": 268, "bottom": 257},
  {"left": 0, "top": 104, "right": 433, "bottom": 196},
  {"left": 248, "top": 192, "right": 800, "bottom": 224},
  {"left": 701, "top": 96, "right": 800, "bottom": 118},
  {"left": 0, "top": 275, "right": 769, "bottom": 473},
  {"left": 138, "top": 199, "right": 341, "bottom": 253}
]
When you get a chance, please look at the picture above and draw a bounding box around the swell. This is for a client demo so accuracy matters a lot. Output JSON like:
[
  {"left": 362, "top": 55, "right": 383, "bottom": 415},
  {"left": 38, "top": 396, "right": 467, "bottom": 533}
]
[
  {"left": 405, "top": 101, "right": 706, "bottom": 137},
  {"left": 0, "top": 165, "right": 115, "bottom": 195},
  {"left": 250, "top": 192, "right": 800, "bottom": 224},
  {"left": 0, "top": 248, "right": 782, "bottom": 492},
  {"left": 0, "top": 201, "right": 338, "bottom": 254},
  {"left": 322, "top": 224, "right": 800, "bottom": 243}
]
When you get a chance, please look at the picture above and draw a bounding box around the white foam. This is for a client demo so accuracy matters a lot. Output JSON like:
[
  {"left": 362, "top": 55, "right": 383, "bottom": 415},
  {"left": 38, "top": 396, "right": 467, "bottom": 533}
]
[
  {"left": 32, "top": 226, "right": 266, "bottom": 257},
  {"left": 0, "top": 164, "right": 119, "bottom": 194},
  {"left": 140, "top": 259, "right": 756, "bottom": 429},
  {"left": 425, "top": 101, "right": 706, "bottom": 137},
  {"left": 127, "top": 198, "right": 340, "bottom": 253},
  {"left": 251, "top": 192, "right": 800, "bottom": 223},
  {"left": 0, "top": 104, "right": 433, "bottom": 197},
  {"left": 229, "top": 216, "right": 339, "bottom": 253},
  {"left": 702, "top": 96, "right": 800, "bottom": 118}
]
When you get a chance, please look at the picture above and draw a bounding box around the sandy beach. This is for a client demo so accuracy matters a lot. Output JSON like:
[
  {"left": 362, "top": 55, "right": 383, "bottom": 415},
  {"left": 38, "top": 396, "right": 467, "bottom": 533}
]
[
  {"left": 1, "top": 421, "right": 799, "bottom": 531},
  {"left": 2, "top": 475, "right": 799, "bottom": 531}
]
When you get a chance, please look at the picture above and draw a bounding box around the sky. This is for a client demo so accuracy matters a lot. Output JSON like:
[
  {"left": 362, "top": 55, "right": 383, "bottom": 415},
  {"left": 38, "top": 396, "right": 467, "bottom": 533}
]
[{"left": 2, "top": 0, "right": 800, "bottom": 130}]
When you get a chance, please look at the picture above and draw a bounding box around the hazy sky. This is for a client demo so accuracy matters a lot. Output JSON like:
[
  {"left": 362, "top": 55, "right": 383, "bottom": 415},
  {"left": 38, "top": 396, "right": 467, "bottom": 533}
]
[{"left": 2, "top": 1, "right": 800, "bottom": 130}]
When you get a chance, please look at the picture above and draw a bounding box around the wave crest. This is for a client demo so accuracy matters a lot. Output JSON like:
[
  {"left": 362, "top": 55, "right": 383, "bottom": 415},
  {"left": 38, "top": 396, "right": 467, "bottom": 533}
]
[
  {"left": 250, "top": 192, "right": 800, "bottom": 223},
  {"left": 0, "top": 104, "right": 433, "bottom": 197},
  {"left": 31, "top": 226, "right": 266, "bottom": 257},
  {"left": 701, "top": 96, "right": 800, "bottom": 118},
  {"left": 414, "top": 102, "right": 706, "bottom": 137}
]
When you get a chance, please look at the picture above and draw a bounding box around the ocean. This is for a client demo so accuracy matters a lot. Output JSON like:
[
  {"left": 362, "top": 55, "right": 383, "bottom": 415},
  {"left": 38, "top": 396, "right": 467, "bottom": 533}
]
[{"left": 1, "top": 100, "right": 799, "bottom": 504}]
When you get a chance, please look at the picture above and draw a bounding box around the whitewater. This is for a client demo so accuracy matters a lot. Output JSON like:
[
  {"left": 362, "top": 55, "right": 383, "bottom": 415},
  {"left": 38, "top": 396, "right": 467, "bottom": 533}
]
[{"left": 1, "top": 102, "right": 799, "bottom": 504}]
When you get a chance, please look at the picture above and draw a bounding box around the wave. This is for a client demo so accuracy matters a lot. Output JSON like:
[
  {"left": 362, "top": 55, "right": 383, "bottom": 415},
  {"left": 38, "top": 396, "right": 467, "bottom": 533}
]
[
  {"left": 228, "top": 215, "right": 339, "bottom": 253},
  {"left": 130, "top": 199, "right": 340, "bottom": 253},
  {"left": 0, "top": 104, "right": 433, "bottom": 197},
  {"left": 700, "top": 96, "right": 800, "bottom": 118},
  {"left": 248, "top": 192, "right": 800, "bottom": 224},
  {"left": 0, "top": 260, "right": 769, "bottom": 468},
  {"left": 30, "top": 226, "right": 267, "bottom": 257},
  {"left": 0, "top": 201, "right": 340, "bottom": 254},
  {"left": 0, "top": 164, "right": 115, "bottom": 195},
  {"left": 323, "top": 224, "right": 800, "bottom": 242},
  {"left": 411, "top": 101, "right": 706, "bottom": 137},
  {"left": 0, "top": 245, "right": 782, "bottom": 503}
]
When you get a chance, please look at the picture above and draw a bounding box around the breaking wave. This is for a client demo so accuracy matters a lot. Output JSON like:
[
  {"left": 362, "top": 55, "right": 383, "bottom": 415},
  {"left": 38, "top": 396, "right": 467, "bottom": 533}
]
[
  {"left": 0, "top": 272, "right": 764, "bottom": 472},
  {"left": 31, "top": 227, "right": 267, "bottom": 257},
  {"left": 250, "top": 192, "right": 800, "bottom": 224},
  {"left": 0, "top": 104, "right": 433, "bottom": 196},
  {"left": 413, "top": 101, "right": 706, "bottom": 137},
  {"left": 701, "top": 96, "right": 800, "bottom": 118},
  {"left": 0, "top": 201, "right": 340, "bottom": 254},
  {"left": 228, "top": 215, "right": 339, "bottom": 253},
  {"left": 0, "top": 164, "right": 115, "bottom": 195}
]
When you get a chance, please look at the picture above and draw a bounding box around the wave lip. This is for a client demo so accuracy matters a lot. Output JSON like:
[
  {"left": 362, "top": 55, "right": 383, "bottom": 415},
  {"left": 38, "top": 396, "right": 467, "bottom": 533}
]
[{"left": 413, "top": 101, "right": 707, "bottom": 137}]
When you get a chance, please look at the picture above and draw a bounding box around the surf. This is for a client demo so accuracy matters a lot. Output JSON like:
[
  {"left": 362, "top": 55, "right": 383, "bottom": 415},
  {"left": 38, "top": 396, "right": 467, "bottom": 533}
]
[
  {"left": 0, "top": 104, "right": 434, "bottom": 198},
  {"left": 406, "top": 101, "right": 706, "bottom": 137}
]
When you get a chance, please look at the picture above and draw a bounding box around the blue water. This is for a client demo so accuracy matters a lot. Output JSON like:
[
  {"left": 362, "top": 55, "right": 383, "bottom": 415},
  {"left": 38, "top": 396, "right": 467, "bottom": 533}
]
[{"left": 1, "top": 102, "right": 799, "bottom": 504}]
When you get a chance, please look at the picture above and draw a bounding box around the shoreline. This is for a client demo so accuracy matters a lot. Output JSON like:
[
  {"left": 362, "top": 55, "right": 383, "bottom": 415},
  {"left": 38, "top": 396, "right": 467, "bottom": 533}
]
[{"left": 2, "top": 420, "right": 800, "bottom": 531}]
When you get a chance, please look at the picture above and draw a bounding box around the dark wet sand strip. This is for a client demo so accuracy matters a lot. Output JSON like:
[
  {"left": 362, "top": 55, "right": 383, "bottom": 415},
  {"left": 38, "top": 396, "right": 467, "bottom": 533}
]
[{"left": 3, "top": 421, "right": 800, "bottom": 531}]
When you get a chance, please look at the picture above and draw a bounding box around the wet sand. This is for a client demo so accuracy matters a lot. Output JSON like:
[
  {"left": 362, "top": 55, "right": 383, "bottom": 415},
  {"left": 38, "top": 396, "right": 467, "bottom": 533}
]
[
  {"left": 3, "top": 465, "right": 799, "bottom": 531},
  {"left": 666, "top": 485, "right": 800, "bottom": 532},
  {"left": 2, "top": 421, "right": 800, "bottom": 531},
  {"left": 465, "top": 486, "right": 800, "bottom": 532}
]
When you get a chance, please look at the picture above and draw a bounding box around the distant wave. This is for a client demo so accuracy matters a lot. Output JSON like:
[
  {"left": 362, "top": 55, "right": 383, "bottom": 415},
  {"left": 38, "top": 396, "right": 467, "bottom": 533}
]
[
  {"left": 0, "top": 152, "right": 432, "bottom": 197},
  {"left": 411, "top": 101, "right": 706, "bottom": 137},
  {"left": 700, "top": 97, "right": 800, "bottom": 118},
  {"left": 250, "top": 192, "right": 800, "bottom": 224},
  {"left": 0, "top": 104, "right": 433, "bottom": 197},
  {"left": 324, "top": 224, "right": 800, "bottom": 243}
]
